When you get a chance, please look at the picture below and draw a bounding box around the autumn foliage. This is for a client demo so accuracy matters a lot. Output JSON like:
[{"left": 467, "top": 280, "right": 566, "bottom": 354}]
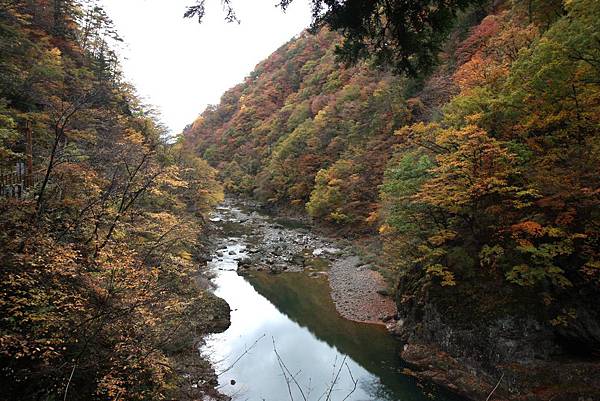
[
  {"left": 185, "top": 0, "right": 600, "bottom": 354},
  {"left": 0, "top": 2, "right": 226, "bottom": 400}
]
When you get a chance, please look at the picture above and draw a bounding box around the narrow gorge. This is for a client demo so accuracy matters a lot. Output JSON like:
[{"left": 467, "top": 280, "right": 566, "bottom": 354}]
[{"left": 1, "top": 1, "right": 599, "bottom": 400}]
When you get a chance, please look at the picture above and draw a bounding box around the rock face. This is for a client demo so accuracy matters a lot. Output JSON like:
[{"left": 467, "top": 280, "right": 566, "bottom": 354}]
[
  {"left": 395, "top": 302, "right": 558, "bottom": 372},
  {"left": 204, "top": 293, "right": 232, "bottom": 334},
  {"left": 553, "top": 298, "right": 600, "bottom": 354},
  {"left": 401, "top": 340, "right": 600, "bottom": 401},
  {"left": 401, "top": 343, "right": 502, "bottom": 400},
  {"left": 392, "top": 279, "right": 600, "bottom": 401}
]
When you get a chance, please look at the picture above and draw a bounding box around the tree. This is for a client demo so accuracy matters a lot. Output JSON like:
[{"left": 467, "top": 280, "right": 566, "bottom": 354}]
[
  {"left": 186, "top": 0, "right": 486, "bottom": 76},
  {"left": 0, "top": 3, "right": 228, "bottom": 400}
]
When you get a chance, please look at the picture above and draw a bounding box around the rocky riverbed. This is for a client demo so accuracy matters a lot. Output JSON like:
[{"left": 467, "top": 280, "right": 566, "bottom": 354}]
[
  {"left": 202, "top": 198, "right": 397, "bottom": 326},
  {"left": 197, "top": 199, "right": 600, "bottom": 401},
  {"left": 198, "top": 198, "right": 467, "bottom": 401}
]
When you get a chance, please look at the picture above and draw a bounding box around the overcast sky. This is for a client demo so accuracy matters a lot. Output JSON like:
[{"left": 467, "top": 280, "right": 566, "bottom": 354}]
[{"left": 100, "top": 0, "right": 313, "bottom": 134}]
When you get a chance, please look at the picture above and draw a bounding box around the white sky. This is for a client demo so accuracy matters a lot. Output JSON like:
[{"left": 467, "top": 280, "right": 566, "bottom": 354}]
[{"left": 101, "top": 0, "right": 313, "bottom": 135}]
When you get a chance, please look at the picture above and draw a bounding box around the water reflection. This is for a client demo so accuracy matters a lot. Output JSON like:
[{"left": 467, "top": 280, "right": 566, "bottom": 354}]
[{"left": 201, "top": 203, "right": 461, "bottom": 401}]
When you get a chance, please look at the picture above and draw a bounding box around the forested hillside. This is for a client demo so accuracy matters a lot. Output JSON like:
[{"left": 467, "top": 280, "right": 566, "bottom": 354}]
[
  {"left": 0, "top": 2, "right": 228, "bottom": 400},
  {"left": 184, "top": 0, "right": 600, "bottom": 397},
  {"left": 185, "top": 27, "right": 413, "bottom": 231},
  {"left": 2, "top": 0, "right": 599, "bottom": 399}
]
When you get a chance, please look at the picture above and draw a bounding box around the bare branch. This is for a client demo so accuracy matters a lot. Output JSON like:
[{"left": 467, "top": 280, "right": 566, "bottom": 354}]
[
  {"left": 272, "top": 337, "right": 308, "bottom": 401},
  {"left": 217, "top": 334, "right": 265, "bottom": 375},
  {"left": 325, "top": 355, "right": 347, "bottom": 401},
  {"left": 486, "top": 372, "right": 504, "bottom": 401},
  {"left": 341, "top": 363, "right": 358, "bottom": 401},
  {"left": 63, "top": 363, "right": 77, "bottom": 401}
]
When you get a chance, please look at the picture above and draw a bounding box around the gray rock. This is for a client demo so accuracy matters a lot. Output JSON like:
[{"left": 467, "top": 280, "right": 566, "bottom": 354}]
[{"left": 238, "top": 257, "right": 252, "bottom": 267}]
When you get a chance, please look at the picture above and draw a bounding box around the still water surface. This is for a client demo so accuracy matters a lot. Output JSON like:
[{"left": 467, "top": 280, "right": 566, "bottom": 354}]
[{"left": 201, "top": 207, "right": 460, "bottom": 401}]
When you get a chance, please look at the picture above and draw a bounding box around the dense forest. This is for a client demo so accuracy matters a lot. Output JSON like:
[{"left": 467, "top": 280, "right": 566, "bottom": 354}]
[
  {"left": 2, "top": 0, "right": 600, "bottom": 399},
  {"left": 0, "top": 1, "right": 229, "bottom": 400},
  {"left": 183, "top": 0, "right": 600, "bottom": 397}
]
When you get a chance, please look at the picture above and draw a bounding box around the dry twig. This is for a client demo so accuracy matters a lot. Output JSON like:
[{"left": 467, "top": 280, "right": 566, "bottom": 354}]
[
  {"left": 272, "top": 337, "right": 308, "bottom": 401},
  {"left": 486, "top": 372, "right": 505, "bottom": 401}
]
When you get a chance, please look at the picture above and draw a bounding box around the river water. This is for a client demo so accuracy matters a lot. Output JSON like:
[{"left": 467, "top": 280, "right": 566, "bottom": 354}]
[{"left": 200, "top": 202, "right": 460, "bottom": 401}]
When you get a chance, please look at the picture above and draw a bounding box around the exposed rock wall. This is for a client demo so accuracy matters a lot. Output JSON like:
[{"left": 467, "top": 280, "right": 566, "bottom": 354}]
[{"left": 392, "top": 282, "right": 600, "bottom": 401}]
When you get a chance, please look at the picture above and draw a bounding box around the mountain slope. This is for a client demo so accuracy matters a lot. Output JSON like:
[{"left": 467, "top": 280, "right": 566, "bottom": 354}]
[
  {"left": 0, "top": 2, "right": 227, "bottom": 400},
  {"left": 184, "top": 1, "right": 600, "bottom": 399},
  {"left": 184, "top": 28, "right": 414, "bottom": 232}
]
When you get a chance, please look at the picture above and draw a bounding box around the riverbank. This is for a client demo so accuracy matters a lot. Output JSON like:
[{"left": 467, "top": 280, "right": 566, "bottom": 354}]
[
  {"left": 197, "top": 199, "right": 462, "bottom": 401},
  {"left": 207, "top": 198, "right": 398, "bottom": 326},
  {"left": 198, "top": 198, "right": 486, "bottom": 400},
  {"left": 198, "top": 198, "right": 600, "bottom": 401},
  {"left": 172, "top": 271, "right": 231, "bottom": 401}
]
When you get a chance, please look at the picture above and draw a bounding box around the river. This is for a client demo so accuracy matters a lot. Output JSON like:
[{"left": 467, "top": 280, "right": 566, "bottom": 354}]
[{"left": 200, "top": 201, "right": 462, "bottom": 401}]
